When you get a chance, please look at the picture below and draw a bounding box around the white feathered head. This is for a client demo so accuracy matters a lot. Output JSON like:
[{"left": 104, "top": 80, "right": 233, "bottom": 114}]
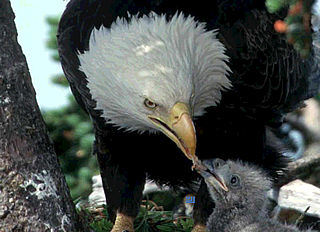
[{"left": 78, "top": 12, "right": 231, "bottom": 162}]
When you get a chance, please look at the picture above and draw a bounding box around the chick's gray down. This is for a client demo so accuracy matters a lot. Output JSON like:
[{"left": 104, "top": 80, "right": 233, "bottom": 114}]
[{"left": 198, "top": 159, "right": 314, "bottom": 232}]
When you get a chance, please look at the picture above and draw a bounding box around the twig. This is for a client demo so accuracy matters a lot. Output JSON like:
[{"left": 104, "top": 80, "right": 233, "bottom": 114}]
[{"left": 295, "top": 206, "right": 310, "bottom": 227}]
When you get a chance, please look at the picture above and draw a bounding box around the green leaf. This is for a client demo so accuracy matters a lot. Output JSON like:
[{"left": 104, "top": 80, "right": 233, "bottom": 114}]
[
  {"left": 266, "top": 0, "right": 289, "bottom": 13},
  {"left": 74, "top": 122, "right": 93, "bottom": 139},
  {"left": 80, "top": 134, "right": 95, "bottom": 152},
  {"left": 65, "top": 114, "right": 82, "bottom": 127}
]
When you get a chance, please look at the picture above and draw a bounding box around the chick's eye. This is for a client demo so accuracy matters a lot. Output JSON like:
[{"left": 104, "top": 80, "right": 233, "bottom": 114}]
[
  {"left": 144, "top": 99, "right": 157, "bottom": 109},
  {"left": 230, "top": 175, "right": 240, "bottom": 187},
  {"left": 214, "top": 161, "right": 221, "bottom": 168},
  {"left": 213, "top": 159, "right": 225, "bottom": 169}
]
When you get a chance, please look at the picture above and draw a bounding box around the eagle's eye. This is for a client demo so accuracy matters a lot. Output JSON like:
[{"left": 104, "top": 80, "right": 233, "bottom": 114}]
[
  {"left": 144, "top": 99, "right": 157, "bottom": 109},
  {"left": 230, "top": 174, "right": 241, "bottom": 188},
  {"left": 213, "top": 159, "right": 225, "bottom": 169}
]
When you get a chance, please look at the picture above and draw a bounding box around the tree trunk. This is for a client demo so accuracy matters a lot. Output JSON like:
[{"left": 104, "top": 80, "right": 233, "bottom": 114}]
[{"left": 0, "top": 1, "right": 86, "bottom": 231}]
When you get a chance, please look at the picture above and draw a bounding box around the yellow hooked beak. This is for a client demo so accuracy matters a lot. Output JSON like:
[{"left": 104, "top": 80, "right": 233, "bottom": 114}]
[{"left": 148, "top": 102, "right": 197, "bottom": 162}]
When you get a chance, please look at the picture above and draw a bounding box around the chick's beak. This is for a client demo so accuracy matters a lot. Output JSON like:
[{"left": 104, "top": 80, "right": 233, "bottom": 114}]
[
  {"left": 148, "top": 102, "right": 197, "bottom": 162},
  {"left": 197, "top": 168, "right": 229, "bottom": 192}
]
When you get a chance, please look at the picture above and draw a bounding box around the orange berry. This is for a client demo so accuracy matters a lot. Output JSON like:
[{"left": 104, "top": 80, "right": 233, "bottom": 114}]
[{"left": 274, "top": 20, "right": 288, "bottom": 33}]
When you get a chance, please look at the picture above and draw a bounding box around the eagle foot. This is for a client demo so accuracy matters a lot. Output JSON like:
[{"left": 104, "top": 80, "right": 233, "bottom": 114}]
[
  {"left": 191, "top": 224, "right": 207, "bottom": 232},
  {"left": 111, "top": 213, "right": 135, "bottom": 232}
]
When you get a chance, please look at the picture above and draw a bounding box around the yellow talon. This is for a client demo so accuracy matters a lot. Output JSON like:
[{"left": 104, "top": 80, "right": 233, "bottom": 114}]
[
  {"left": 111, "top": 212, "right": 135, "bottom": 232},
  {"left": 191, "top": 224, "right": 207, "bottom": 232}
]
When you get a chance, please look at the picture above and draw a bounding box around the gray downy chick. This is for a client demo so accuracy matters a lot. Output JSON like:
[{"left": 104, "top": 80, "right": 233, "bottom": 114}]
[{"left": 197, "top": 159, "right": 313, "bottom": 232}]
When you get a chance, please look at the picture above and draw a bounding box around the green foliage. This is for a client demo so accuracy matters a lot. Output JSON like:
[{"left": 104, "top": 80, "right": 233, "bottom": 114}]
[
  {"left": 43, "top": 16, "right": 99, "bottom": 200},
  {"left": 51, "top": 74, "right": 70, "bottom": 87},
  {"left": 266, "top": 0, "right": 290, "bottom": 13},
  {"left": 147, "top": 191, "right": 181, "bottom": 211},
  {"left": 46, "top": 16, "right": 60, "bottom": 62},
  {"left": 266, "top": 0, "right": 314, "bottom": 57},
  {"left": 42, "top": 97, "right": 98, "bottom": 199},
  {"left": 85, "top": 204, "right": 194, "bottom": 232},
  {"left": 134, "top": 208, "right": 194, "bottom": 232},
  {"left": 90, "top": 218, "right": 114, "bottom": 232}
]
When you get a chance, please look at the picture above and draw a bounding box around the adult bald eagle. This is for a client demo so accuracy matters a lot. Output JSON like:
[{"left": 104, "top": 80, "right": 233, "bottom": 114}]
[{"left": 57, "top": 0, "right": 320, "bottom": 231}]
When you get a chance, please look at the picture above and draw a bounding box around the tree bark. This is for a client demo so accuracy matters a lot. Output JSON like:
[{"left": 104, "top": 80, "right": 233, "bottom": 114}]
[{"left": 0, "top": 1, "right": 86, "bottom": 231}]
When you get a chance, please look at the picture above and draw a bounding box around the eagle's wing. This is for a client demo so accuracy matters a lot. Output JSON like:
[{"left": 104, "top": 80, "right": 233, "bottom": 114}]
[
  {"left": 217, "top": 8, "right": 320, "bottom": 125},
  {"left": 57, "top": 0, "right": 133, "bottom": 131}
]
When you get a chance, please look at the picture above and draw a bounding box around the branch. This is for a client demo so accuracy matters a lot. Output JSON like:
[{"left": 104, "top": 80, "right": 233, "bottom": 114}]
[{"left": 278, "top": 151, "right": 320, "bottom": 186}]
